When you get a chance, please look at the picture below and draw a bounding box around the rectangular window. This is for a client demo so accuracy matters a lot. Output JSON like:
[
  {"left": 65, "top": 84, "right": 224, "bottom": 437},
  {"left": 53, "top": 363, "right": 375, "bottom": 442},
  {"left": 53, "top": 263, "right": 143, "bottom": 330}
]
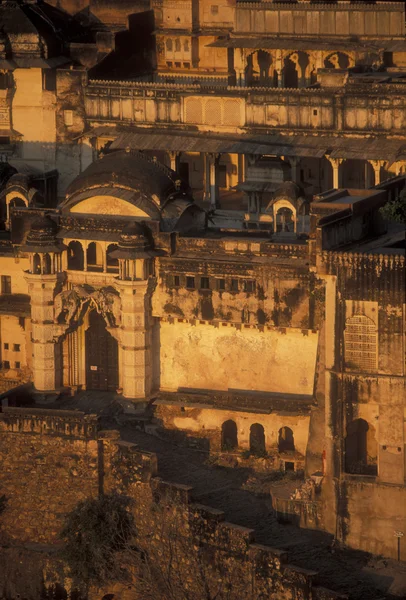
[
  {"left": 13, "top": 344, "right": 20, "bottom": 352},
  {"left": 15, "top": 361, "right": 20, "bottom": 369},
  {"left": 211, "top": 5, "right": 219, "bottom": 15},
  {"left": 217, "top": 279, "right": 225, "bottom": 291},
  {"left": 1, "top": 275, "right": 11, "bottom": 294},
  {"left": 230, "top": 279, "right": 239, "bottom": 292},
  {"left": 313, "top": 109, "right": 318, "bottom": 116},
  {"left": 166, "top": 61, "right": 173, "bottom": 68},
  {"left": 4, "top": 343, "right": 9, "bottom": 350},
  {"left": 200, "top": 277, "right": 210, "bottom": 290},
  {"left": 183, "top": 62, "right": 190, "bottom": 69},
  {"left": 174, "top": 275, "right": 180, "bottom": 287},
  {"left": 174, "top": 62, "right": 181, "bottom": 68},
  {"left": 186, "top": 276, "right": 195, "bottom": 289},
  {"left": 3, "top": 361, "right": 10, "bottom": 369},
  {"left": 63, "top": 110, "right": 73, "bottom": 126},
  {"left": 244, "top": 280, "right": 255, "bottom": 293}
]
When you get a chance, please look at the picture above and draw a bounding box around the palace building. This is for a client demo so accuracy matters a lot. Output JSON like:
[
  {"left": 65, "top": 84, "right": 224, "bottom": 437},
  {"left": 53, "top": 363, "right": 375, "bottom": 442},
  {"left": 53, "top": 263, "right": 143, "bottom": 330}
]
[{"left": 0, "top": 0, "right": 405, "bottom": 564}]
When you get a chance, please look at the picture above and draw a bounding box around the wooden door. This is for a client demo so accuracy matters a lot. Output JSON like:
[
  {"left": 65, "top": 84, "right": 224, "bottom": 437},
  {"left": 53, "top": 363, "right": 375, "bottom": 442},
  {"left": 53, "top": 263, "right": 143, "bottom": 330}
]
[{"left": 85, "top": 310, "right": 118, "bottom": 391}]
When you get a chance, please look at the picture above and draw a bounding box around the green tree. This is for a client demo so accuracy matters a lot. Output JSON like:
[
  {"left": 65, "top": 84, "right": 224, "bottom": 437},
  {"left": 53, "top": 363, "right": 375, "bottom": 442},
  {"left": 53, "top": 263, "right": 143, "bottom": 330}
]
[
  {"left": 60, "top": 493, "right": 135, "bottom": 592},
  {"left": 379, "top": 187, "right": 406, "bottom": 223}
]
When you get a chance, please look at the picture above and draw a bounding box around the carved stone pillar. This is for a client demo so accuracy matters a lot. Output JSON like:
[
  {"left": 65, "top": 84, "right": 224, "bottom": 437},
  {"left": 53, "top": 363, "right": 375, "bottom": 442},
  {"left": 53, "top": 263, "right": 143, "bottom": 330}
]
[
  {"left": 115, "top": 278, "right": 155, "bottom": 401},
  {"left": 168, "top": 150, "right": 180, "bottom": 172},
  {"left": 326, "top": 156, "right": 343, "bottom": 189},
  {"left": 288, "top": 156, "right": 300, "bottom": 183},
  {"left": 208, "top": 152, "right": 220, "bottom": 209},
  {"left": 25, "top": 273, "right": 64, "bottom": 393},
  {"left": 369, "top": 159, "right": 386, "bottom": 187}
]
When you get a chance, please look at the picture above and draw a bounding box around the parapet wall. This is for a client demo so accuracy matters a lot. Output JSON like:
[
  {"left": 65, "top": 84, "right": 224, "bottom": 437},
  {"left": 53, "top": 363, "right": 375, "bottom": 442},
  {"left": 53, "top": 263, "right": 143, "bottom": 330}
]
[{"left": 0, "top": 409, "right": 344, "bottom": 599}]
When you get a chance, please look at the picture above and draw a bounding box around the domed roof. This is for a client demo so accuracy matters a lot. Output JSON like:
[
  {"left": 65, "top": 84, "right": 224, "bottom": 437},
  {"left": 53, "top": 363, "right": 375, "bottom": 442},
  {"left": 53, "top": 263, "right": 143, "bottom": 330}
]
[
  {"left": 118, "top": 222, "right": 148, "bottom": 250},
  {"left": 62, "top": 151, "right": 183, "bottom": 218},
  {"left": 273, "top": 181, "right": 304, "bottom": 202},
  {"left": 24, "top": 215, "right": 62, "bottom": 252}
]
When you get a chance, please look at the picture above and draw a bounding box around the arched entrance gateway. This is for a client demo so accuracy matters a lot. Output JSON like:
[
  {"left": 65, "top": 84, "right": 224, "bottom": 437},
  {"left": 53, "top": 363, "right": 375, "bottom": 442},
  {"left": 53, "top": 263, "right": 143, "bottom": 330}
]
[{"left": 85, "top": 309, "right": 118, "bottom": 392}]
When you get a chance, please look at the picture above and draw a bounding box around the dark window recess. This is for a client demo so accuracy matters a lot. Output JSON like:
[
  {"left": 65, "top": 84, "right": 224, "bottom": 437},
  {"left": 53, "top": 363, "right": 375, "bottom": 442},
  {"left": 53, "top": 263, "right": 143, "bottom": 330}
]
[
  {"left": 186, "top": 276, "right": 195, "bottom": 289},
  {"left": 3, "top": 361, "right": 10, "bottom": 369},
  {"left": 230, "top": 279, "right": 239, "bottom": 292},
  {"left": 217, "top": 279, "right": 225, "bottom": 291},
  {"left": 15, "top": 362, "right": 20, "bottom": 369},
  {"left": 43, "top": 70, "right": 56, "bottom": 91},
  {"left": 0, "top": 136, "right": 10, "bottom": 145},
  {"left": 200, "top": 277, "right": 210, "bottom": 290},
  {"left": 313, "top": 109, "right": 318, "bottom": 116},
  {"left": 1, "top": 275, "right": 12, "bottom": 294},
  {"left": 13, "top": 344, "right": 20, "bottom": 352},
  {"left": 4, "top": 343, "right": 9, "bottom": 350},
  {"left": 174, "top": 275, "right": 180, "bottom": 287},
  {"left": 175, "top": 62, "right": 181, "bottom": 68},
  {"left": 19, "top": 317, "right": 25, "bottom": 329},
  {"left": 285, "top": 461, "right": 295, "bottom": 472},
  {"left": 244, "top": 280, "right": 255, "bottom": 293}
]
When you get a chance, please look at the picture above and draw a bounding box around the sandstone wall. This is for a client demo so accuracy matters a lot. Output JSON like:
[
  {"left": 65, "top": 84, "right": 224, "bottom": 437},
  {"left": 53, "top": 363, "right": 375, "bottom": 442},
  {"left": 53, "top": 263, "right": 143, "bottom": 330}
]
[{"left": 159, "top": 319, "right": 318, "bottom": 396}]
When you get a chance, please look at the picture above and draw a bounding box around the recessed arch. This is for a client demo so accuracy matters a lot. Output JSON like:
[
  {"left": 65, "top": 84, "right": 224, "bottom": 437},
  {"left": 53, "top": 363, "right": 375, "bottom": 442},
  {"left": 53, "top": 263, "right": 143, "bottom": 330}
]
[
  {"left": 33, "top": 253, "right": 41, "bottom": 274},
  {"left": 87, "top": 242, "right": 103, "bottom": 272},
  {"left": 278, "top": 427, "right": 295, "bottom": 452},
  {"left": 67, "top": 241, "right": 84, "bottom": 271},
  {"left": 69, "top": 195, "right": 150, "bottom": 218},
  {"left": 106, "top": 243, "right": 119, "bottom": 273},
  {"left": 43, "top": 253, "right": 52, "bottom": 275},
  {"left": 250, "top": 423, "right": 266, "bottom": 455},
  {"left": 221, "top": 420, "right": 238, "bottom": 451},
  {"left": 345, "top": 418, "right": 377, "bottom": 476}
]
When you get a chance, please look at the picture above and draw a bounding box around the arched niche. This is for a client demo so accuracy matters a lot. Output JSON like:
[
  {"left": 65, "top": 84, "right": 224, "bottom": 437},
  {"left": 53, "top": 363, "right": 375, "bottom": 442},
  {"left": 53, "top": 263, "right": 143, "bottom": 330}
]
[
  {"left": 87, "top": 242, "right": 104, "bottom": 272},
  {"left": 67, "top": 241, "right": 85, "bottom": 271},
  {"left": 278, "top": 427, "right": 295, "bottom": 452},
  {"left": 250, "top": 423, "right": 266, "bottom": 456},
  {"left": 345, "top": 418, "right": 377, "bottom": 476},
  {"left": 221, "top": 420, "right": 238, "bottom": 451}
]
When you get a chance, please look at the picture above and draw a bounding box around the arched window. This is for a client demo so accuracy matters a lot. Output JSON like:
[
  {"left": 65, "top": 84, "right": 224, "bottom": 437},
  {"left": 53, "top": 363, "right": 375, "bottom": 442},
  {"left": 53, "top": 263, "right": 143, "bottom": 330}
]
[
  {"left": 166, "top": 38, "right": 173, "bottom": 52},
  {"left": 67, "top": 241, "right": 84, "bottom": 271},
  {"left": 221, "top": 420, "right": 238, "bottom": 451},
  {"left": 87, "top": 242, "right": 103, "bottom": 272},
  {"left": 33, "top": 253, "right": 41, "bottom": 274},
  {"left": 344, "top": 314, "right": 377, "bottom": 372},
  {"left": 276, "top": 207, "right": 294, "bottom": 232},
  {"left": 175, "top": 38, "right": 181, "bottom": 52},
  {"left": 249, "top": 423, "right": 266, "bottom": 456},
  {"left": 43, "top": 253, "right": 52, "bottom": 275},
  {"left": 345, "top": 419, "right": 377, "bottom": 476},
  {"left": 106, "top": 244, "right": 119, "bottom": 273},
  {"left": 278, "top": 427, "right": 295, "bottom": 452}
]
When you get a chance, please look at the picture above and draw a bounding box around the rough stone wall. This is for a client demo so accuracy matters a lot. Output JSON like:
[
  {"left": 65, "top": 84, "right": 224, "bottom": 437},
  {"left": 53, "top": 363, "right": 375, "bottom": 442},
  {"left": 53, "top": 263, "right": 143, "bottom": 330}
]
[{"left": 0, "top": 409, "right": 343, "bottom": 600}]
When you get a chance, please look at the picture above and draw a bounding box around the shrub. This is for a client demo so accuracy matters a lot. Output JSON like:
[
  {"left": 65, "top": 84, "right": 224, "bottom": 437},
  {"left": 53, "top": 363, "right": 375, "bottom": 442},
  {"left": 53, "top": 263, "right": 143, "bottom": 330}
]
[{"left": 60, "top": 493, "right": 135, "bottom": 591}]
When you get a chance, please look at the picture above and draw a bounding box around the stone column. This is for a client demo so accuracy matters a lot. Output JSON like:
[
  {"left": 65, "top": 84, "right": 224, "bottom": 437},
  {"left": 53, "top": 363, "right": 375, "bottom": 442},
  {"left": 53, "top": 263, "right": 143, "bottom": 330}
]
[
  {"left": 326, "top": 156, "right": 343, "bottom": 189},
  {"left": 208, "top": 152, "right": 220, "bottom": 209},
  {"left": 238, "top": 154, "right": 245, "bottom": 185},
  {"left": 203, "top": 152, "right": 210, "bottom": 201},
  {"left": 288, "top": 156, "right": 300, "bottom": 183},
  {"left": 25, "top": 273, "right": 63, "bottom": 393},
  {"left": 115, "top": 277, "right": 155, "bottom": 402},
  {"left": 369, "top": 159, "right": 385, "bottom": 187},
  {"left": 168, "top": 150, "right": 180, "bottom": 173}
]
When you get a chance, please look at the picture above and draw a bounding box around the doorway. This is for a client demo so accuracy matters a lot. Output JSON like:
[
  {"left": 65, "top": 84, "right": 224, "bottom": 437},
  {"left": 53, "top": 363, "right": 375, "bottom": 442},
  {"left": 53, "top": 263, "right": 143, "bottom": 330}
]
[{"left": 85, "top": 310, "right": 118, "bottom": 391}]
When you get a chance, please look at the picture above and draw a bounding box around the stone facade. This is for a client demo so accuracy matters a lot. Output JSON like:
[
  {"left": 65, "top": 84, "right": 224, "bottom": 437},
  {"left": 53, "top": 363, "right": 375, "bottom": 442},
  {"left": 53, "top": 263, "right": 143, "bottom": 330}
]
[{"left": 0, "top": 0, "right": 405, "bottom": 581}]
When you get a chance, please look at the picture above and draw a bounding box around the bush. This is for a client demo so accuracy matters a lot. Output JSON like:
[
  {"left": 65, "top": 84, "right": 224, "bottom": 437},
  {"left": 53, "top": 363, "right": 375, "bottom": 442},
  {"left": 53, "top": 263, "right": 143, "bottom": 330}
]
[
  {"left": 60, "top": 493, "right": 135, "bottom": 591},
  {"left": 379, "top": 188, "right": 406, "bottom": 224}
]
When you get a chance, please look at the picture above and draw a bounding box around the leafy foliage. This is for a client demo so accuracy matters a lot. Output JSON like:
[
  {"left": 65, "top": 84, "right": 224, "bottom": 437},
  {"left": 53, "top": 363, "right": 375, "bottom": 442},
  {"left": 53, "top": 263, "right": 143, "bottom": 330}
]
[
  {"left": 379, "top": 187, "right": 406, "bottom": 223},
  {"left": 60, "top": 493, "right": 135, "bottom": 590}
]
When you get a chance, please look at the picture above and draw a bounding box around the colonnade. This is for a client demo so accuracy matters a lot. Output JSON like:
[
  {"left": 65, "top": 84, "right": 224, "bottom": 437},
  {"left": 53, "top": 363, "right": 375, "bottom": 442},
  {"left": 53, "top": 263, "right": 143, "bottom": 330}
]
[{"left": 163, "top": 149, "right": 404, "bottom": 209}]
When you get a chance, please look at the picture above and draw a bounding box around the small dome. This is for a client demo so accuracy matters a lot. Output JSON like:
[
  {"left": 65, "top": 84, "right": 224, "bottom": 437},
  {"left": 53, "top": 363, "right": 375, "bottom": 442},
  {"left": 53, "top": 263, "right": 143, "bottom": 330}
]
[
  {"left": 26, "top": 216, "right": 58, "bottom": 246},
  {"left": 273, "top": 181, "right": 304, "bottom": 202},
  {"left": 118, "top": 222, "right": 148, "bottom": 250}
]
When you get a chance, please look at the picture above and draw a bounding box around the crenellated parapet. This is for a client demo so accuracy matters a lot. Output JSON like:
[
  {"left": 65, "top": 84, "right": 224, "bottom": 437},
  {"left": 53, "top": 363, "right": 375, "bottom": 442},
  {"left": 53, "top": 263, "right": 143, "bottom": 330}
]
[{"left": 0, "top": 406, "right": 98, "bottom": 439}]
